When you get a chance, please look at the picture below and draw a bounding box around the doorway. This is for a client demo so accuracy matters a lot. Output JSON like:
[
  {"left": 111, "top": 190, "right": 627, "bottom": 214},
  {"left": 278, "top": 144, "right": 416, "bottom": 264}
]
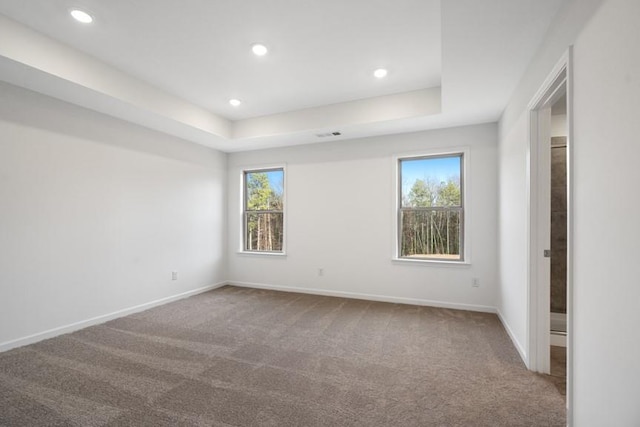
[
  {"left": 527, "top": 49, "right": 572, "bottom": 421},
  {"left": 549, "top": 94, "right": 567, "bottom": 396}
]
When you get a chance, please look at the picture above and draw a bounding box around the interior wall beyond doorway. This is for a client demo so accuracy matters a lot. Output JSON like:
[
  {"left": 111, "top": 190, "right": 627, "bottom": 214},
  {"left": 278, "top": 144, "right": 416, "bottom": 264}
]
[{"left": 550, "top": 107, "right": 568, "bottom": 319}]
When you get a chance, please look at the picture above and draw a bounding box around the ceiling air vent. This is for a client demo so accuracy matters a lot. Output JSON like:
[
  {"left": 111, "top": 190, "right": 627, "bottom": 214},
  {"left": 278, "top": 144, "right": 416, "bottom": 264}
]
[{"left": 316, "top": 131, "right": 342, "bottom": 138}]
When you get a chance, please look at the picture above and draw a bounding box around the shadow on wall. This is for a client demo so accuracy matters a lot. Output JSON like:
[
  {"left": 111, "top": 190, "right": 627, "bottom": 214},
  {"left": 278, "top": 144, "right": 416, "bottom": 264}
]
[{"left": 0, "top": 82, "right": 219, "bottom": 168}]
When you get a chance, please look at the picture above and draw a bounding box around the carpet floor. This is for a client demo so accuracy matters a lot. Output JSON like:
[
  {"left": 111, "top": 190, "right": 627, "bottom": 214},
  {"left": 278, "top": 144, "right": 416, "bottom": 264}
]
[{"left": 0, "top": 286, "right": 565, "bottom": 426}]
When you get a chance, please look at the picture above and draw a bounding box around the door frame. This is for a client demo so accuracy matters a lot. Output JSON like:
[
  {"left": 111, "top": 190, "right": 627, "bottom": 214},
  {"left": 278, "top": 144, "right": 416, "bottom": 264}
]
[{"left": 526, "top": 48, "right": 573, "bottom": 423}]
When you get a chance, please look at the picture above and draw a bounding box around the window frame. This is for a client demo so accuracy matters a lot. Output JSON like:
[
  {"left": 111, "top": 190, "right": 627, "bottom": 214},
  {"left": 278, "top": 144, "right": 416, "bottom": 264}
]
[
  {"left": 394, "top": 149, "right": 470, "bottom": 264},
  {"left": 241, "top": 166, "right": 286, "bottom": 255}
]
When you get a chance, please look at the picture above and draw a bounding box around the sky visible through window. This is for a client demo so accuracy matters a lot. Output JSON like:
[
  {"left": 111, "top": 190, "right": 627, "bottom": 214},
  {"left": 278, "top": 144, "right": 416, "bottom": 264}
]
[
  {"left": 401, "top": 155, "right": 460, "bottom": 200},
  {"left": 266, "top": 170, "right": 284, "bottom": 196}
]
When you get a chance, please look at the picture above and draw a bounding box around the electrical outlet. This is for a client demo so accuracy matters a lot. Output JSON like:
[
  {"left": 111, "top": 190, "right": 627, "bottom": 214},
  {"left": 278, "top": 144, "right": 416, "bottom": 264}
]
[
  {"left": 472, "top": 277, "right": 480, "bottom": 287},
  {"left": 172, "top": 271, "right": 178, "bottom": 281},
  {"left": 318, "top": 268, "right": 324, "bottom": 277}
]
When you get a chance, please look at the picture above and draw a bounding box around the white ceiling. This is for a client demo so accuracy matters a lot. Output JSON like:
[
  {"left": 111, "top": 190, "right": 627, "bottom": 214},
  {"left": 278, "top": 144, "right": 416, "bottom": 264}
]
[{"left": 0, "top": 0, "right": 567, "bottom": 152}]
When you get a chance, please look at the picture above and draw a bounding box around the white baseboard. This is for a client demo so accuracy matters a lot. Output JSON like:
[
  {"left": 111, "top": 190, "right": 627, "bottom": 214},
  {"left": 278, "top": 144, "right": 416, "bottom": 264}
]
[
  {"left": 0, "top": 281, "right": 227, "bottom": 353},
  {"left": 496, "top": 308, "right": 528, "bottom": 366},
  {"left": 229, "top": 281, "right": 496, "bottom": 313},
  {"left": 3, "top": 280, "right": 526, "bottom": 364}
]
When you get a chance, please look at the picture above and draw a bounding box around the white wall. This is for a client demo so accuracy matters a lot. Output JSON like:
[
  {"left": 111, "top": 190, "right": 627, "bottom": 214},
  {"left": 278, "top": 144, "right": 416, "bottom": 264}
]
[
  {"left": 499, "top": 0, "right": 640, "bottom": 424},
  {"left": 227, "top": 123, "right": 498, "bottom": 311},
  {"left": 571, "top": 0, "right": 640, "bottom": 424},
  {"left": 0, "top": 82, "right": 227, "bottom": 349},
  {"left": 497, "top": 0, "right": 604, "bottom": 363},
  {"left": 551, "top": 114, "right": 567, "bottom": 137},
  {"left": 497, "top": 111, "right": 530, "bottom": 355}
]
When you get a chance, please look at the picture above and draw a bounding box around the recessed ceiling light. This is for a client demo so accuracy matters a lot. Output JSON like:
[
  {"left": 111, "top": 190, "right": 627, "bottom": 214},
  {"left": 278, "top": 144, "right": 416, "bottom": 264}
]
[
  {"left": 70, "top": 9, "right": 93, "bottom": 24},
  {"left": 229, "top": 99, "right": 242, "bottom": 107},
  {"left": 251, "top": 43, "right": 268, "bottom": 56},
  {"left": 373, "top": 68, "right": 388, "bottom": 79}
]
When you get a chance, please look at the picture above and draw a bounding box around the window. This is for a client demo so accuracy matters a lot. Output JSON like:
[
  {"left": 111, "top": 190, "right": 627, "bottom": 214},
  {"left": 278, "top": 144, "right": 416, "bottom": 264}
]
[
  {"left": 243, "top": 168, "right": 284, "bottom": 253},
  {"left": 398, "top": 153, "right": 464, "bottom": 261}
]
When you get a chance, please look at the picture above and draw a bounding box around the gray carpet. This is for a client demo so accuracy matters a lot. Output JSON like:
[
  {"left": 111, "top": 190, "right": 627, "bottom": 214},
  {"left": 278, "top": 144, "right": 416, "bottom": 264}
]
[{"left": 0, "top": 286, "right": 565, "bottom": 426}]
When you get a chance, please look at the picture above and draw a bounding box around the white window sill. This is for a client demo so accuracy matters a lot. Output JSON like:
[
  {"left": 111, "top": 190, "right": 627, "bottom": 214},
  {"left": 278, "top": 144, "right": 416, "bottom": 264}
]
[
  {"left": 392, "top": 257, "right": 471, "bottom": 267},
  {"left": 237, "top": 251, "right": 287, "bottom": 257}
]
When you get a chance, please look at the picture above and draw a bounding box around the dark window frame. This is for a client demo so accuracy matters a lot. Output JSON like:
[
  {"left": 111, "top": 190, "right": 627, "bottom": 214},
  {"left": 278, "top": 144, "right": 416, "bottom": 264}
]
[
  {"left": 242, "top": 167, "right": 285, "bottom": 253},
  {"left": 397, "top": 153, "right": 465, "bottom": 262}
]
